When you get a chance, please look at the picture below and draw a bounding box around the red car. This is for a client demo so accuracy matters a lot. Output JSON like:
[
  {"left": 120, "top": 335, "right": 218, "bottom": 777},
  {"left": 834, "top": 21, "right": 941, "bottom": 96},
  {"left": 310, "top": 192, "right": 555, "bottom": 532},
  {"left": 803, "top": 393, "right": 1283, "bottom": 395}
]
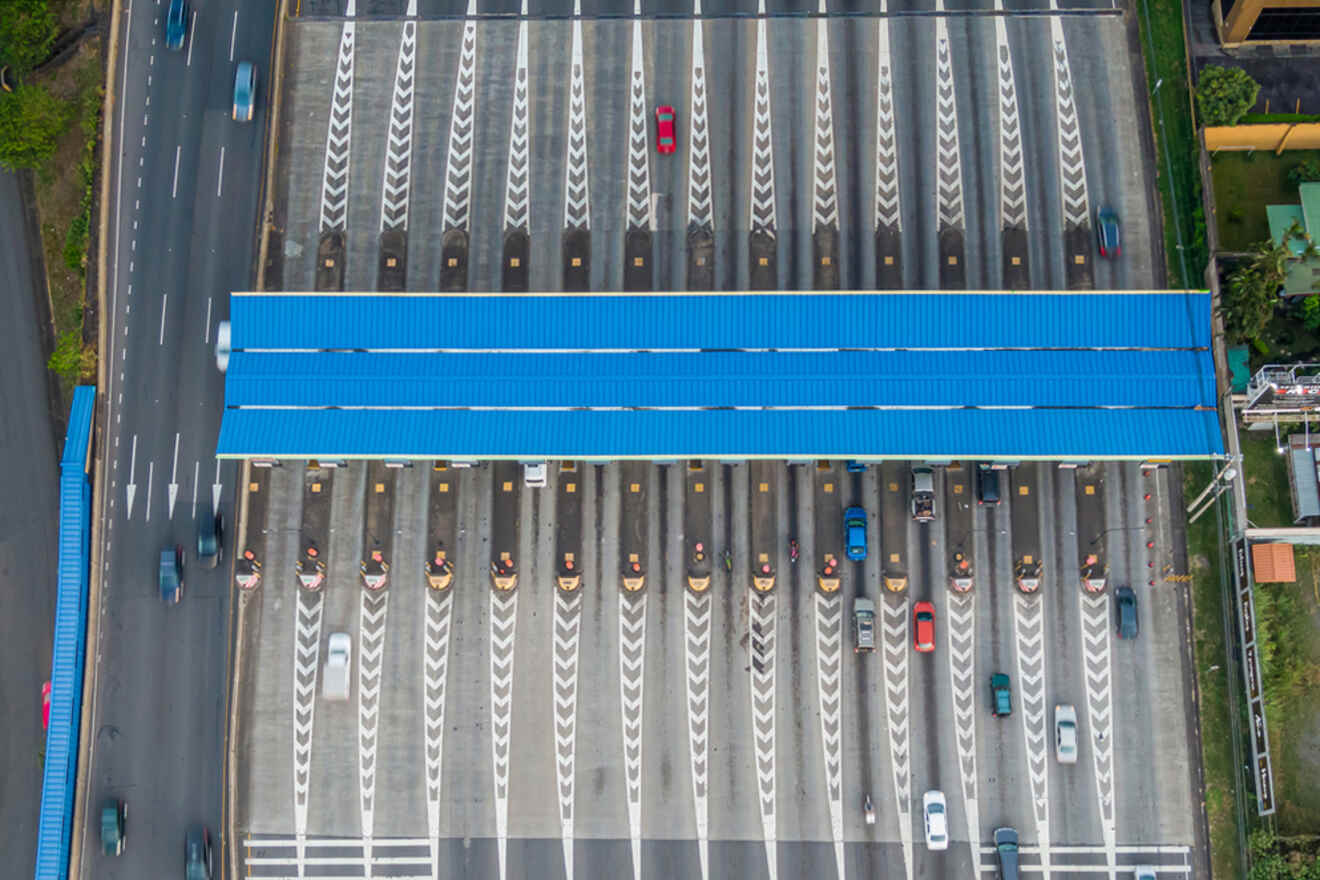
[
  {"left": 655, "top": 105, "right": 677, "bottom": 154},
  {"left": 42, "top": 681, "right": 51, "bottom": 730},
  {"left": 914, "top": 601, "right": 936, "bottom": 653}
]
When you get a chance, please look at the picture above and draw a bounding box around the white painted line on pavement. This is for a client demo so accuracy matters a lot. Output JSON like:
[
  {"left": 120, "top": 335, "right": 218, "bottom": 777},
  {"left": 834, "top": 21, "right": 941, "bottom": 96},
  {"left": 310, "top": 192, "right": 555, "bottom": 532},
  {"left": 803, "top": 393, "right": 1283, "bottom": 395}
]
[
  {"left": 217, "top": 146, "right": 225, "bottom": 197},
  {"left": 229, "top": 10, "right": 238, "bottom": 61},
  {"left": 159, "top": 294, "right": 167, "bottom": 344},
  {"left": 186, "top": 10, "right": 196, "bottom": 66},
  {"left": 172, "top": 144, "right": 180, "bottom": 198},
  {"left": 126, "top": 434, "right": 138, "bottom": 519},
  {"left": 168, "top": 431, "right": 179, "bottom": 519},
  {"left": 145, "top": 461, "right": 154, "bottom": 522},
  {"left": 191, "top": 459, "right": 198, "bottom": 512},
  {"left": 204, "top": 295, "right": 212, "bottom": 343}
]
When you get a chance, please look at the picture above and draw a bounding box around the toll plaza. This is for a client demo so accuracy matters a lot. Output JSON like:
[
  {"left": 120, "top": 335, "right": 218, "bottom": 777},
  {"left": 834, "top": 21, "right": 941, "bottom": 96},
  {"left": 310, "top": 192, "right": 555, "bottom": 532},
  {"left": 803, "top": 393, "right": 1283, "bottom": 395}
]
[
  {"left": 749, "top": 460, "right": 777, "bottom": 592},
  {"left": 1010, "top": 462, "right": 1043, "bottom": 593},
  {"left": 424, "top": 462, "right": 457, "bottom": 590},
  {"left": 490, "top": 461, "right": 519, "bottom": 590},
  {"left": 814, "top": 461, "right": 843, "bottom": 594},
  {"left": 684, "top": 461, "right": 713, "bottom": 592},
  {"left": 298, "top": 462, "right": 332, "bottom": 591},
  {"left": 880, "top": 461, "right": 909, "bottom": 593},
  {"left": 236, "top": 463, "right": 271, "bottom": 591},
  {"left": 555, "top": 462, "right": 584, "bottom": 591},
  {"left": 620, "top": 461, "right": 648, "bottom": 592},
  {"left": 1075, "top": 462, "right": 1108, "bottom": 593},
  {"left": 945, "top": 462, "right": 975, "bottom": 592},
  {"left": 360, "top": 460, "right": 396, "bottom": 591}
]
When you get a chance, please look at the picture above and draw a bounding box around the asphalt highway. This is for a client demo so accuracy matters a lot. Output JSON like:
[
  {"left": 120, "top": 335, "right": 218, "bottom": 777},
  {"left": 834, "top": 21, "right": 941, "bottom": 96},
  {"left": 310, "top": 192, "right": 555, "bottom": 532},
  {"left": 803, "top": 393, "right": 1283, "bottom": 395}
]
[{"left": 76, "top": 1, "right": 275, "bottom": 877}]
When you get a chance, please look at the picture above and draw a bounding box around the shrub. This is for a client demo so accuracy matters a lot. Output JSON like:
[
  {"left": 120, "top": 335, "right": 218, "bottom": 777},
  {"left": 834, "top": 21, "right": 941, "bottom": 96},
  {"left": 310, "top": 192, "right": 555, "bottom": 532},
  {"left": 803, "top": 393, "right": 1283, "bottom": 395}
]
[
  {"left": 1197, "top": 66, "right": 1262, "bottom": 127},
  {"left": 1290, "top": 159, "right": 1320, "bottom": 186}
]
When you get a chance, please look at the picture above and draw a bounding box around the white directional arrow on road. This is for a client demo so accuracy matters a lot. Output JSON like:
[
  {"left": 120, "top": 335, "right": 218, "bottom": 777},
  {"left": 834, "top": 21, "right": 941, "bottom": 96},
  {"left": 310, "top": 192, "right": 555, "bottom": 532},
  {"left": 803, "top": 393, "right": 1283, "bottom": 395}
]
[
  {"left": 212, "top": 460, "right": 223, "bottom": 513},
  {"left": 126, "top": 434, "right": 137, "bottom": 518},
  {"left": 168, "top": 431, "right": 180, "bottom": 519}
]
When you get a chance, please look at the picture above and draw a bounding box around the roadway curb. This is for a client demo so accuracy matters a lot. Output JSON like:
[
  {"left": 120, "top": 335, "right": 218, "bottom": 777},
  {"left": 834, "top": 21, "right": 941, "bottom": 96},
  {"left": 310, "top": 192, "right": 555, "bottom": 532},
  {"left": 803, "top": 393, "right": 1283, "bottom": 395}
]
[
  {"left": 72, "top": 0, "right": 127, "bottom": 874},
  {"left": 224, "top": 459, "right": 253, "bottom": 880},
  {"left": 255, "top": 0, "right": 292, "bottom": 293}
]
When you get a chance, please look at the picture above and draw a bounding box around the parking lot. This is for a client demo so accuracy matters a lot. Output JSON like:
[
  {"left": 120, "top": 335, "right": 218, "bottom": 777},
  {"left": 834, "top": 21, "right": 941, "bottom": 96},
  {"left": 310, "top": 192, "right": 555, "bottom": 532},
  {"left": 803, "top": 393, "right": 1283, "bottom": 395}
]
[{"left": 232, "top": 459, "right": 1199, "bottom": 880}]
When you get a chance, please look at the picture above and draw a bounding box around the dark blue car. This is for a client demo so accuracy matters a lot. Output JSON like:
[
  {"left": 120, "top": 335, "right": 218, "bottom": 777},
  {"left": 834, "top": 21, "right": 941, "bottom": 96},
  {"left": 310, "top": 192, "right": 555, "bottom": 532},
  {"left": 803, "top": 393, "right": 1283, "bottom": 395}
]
[
  {"left": 165, "top": 0, "right": 187, "bottom": 51},
  {"left": 159, "top": 545, "right": 184, "bottom": 604},
  {"left": 844, "top": 506, "right": 868, "bottom": 561}
]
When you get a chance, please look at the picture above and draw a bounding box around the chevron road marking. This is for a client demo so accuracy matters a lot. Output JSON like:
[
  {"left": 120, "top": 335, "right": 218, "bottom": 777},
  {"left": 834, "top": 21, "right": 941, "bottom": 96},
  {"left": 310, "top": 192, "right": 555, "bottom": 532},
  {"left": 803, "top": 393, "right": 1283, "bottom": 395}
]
[
  {"left": 318, "top": 9, "right": 355, "bottom": 232},
  {"left": 553, "top": 589, "right": 584, "bottom": 880},
  {"left": 811, "top": 10, "right": 838, "bottom": 232},
  {"left": 686, "top": 1, "right": 713, "bottom": 233},
  {"left": 1051, "top": 17, "right": 1090, "bottom": 228},
  {"left": 423, "top": 587, "right": 454, "bottom": 879},
  {"left": 881, "top": 592, "right": 913, "bottom": 880},
  {"left": 441, "top": 0, "right": 477, "bottom": 232},
  {"left": 503, "top": 6, "right": 530, "bottom": 232},
  {"left": 563, "top": 6, "right": 591, "bottom": 231},
  {"left": 749, "top": 10, "right": 777, "bottom": 238},
  {"left": 1081, "top": 591, "right": 1117, "bottom": 870},
  {"left": 934, "top": 16, "right": 965, "bottom": 232},
  {"left": 357, "top": 589, "right": 388, "bottom": 877},
  {"left": 684, "top": 588, "right": 713, "bottom": 880},
  {"left": 490, "top": 589, "right": 519, "bottom": 880},
  {"left": 813, "top": 592, "right": 845, "bottom": 879},
  {"left": 947, "top": 591, "right": 982, "bottom": 877},
  {"left": 873, "top": 15, "right": 901, "bottom": 232},
  {"left": 749, "top": 588, "right": 778, "bottom": 880},
  {"left": 292, "top": 589, "right": 325, "bottom": 879},
  {"left": 619, "top": 591, "right": 648, "bottom": 880},
  {"left": 1012, "top": 592, "right": 1051, "bottom": 878},
  {"left": 378, "top": 6, "right": 416, "bottom": 231},
  {"left": 994, "top": 18, "right": 1027, "bottom": 230},
  {"left": 626, "top": 15, "right": 653, "bottom": 232}
]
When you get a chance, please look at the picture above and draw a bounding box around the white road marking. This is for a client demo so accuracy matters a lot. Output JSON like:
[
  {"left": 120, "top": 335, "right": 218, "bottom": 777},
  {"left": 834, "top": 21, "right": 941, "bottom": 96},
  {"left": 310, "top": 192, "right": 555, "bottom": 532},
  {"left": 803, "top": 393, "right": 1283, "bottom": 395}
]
[
  {"left": 190, "top": 459, "right": 198, "bottom": 511},
  {"left": 358, "top": 589, "right": 388, "bottom": 876},
  {"left": 217, "top": 146, "right": 225, "bottom": 197},
  {"left": 212, "top": 459, "right": 222, "bottom": 513},
  {"left": 171, "top": 144, "right": 181, "bottom": 198},
  {"left": 502, "top": 2, "right": 530, "bottom": 232},
  {"left": 229, "top": 10, "right": 237, "bottom": 61},
  {"left": 1012, "top": 592, "right": 1051, "bottom": 877},
  {"left": 553, "top": 589, "right": 583, "bottom": 879},
  {"left": 683, "top": 588, "right": 712, "bottom": 880},
  {"left": 625, "top": 16, "right": 653, "bottom": 232},
  {"left": 881, "top": 592, "right": 913, "bottom": 880},
  {"left": 159, "top": 294, "right": 166, "bottom": 344},
  {"left": 811, "top": 9, "right": 838, "bottom": 232},
  {"left": 489, "top": 589, "right": 518, "bottom": 880},
  {"left": 873, "top": 13, "right": 901, "bottom": 232},
  {"left": 126, "top": 434, "right": 138, "bottom": 518},
  {"left": 685, "top": 0, "right": 712, "bottom": 232},
  {"left": 379, "top": 12, "right": 417, "bottom": 232},
  {"left": 934, "top": 15, "right": 966, "bottom": 232},
  {"left": 813, "top": 592, "right": 845, "bottom": 879},
  {"left": 292, "top": 589, "right": 326, "bottom": 879},
  {"left": 204, "top": 295, "right": 212, "bottom": 343},
  {"left": 423, "top": 587, "right": 455, "bottom": 878},
  {"left": 1080, "top": 591, "right": 1117, "bottom": 869},
  {"left": 994, "top": 16, "right": 1028, "bottom": 229},
  {"left": 563, "top": 8, "right": 591, "bottom": 231},
  {"left": 1051, "top": 17, "right": 1090, "bottom": 228},
  {"left": 749, "top": 587, "right": 777, "bottom": 880},
  {"left": 441, "top": 0, "right": 477, "bottom": 232},
  {"left": 619, "top": 590, "right": 648, "bottom": 880},
  {"left": 186, "top": 10, "right": 196, "bottom": 66},
  {"left": 749, "top": 11, "right": 776, "bottom": 237},
  {"left": 319, "top": 13, "right": 355, "bottom": 231},
  {"left": 947, "top": 592, "right": 982, "bottom": 876},
  {"left": 167, "top": 431, "right": 179, "bottom": 519}
]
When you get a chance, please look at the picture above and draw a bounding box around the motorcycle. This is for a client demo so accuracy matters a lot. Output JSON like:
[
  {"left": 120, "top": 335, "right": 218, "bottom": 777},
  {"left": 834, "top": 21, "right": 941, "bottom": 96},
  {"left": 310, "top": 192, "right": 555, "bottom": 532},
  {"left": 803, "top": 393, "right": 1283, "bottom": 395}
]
[
  {"left": 789, "top": 539, "right": 799, "bottom": 564},
  {"left": 723, "top": 549, "right": 733, "bottom": 572},
  {"left": 864, "top": 794, "right": 876, "bottom": 825}
]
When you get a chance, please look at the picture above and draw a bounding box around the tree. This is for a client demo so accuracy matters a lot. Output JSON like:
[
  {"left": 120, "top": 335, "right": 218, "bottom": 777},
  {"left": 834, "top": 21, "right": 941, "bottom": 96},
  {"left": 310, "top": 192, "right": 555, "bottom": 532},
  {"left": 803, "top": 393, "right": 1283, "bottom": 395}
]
[
  {"left": 1219, "top": 228, "right": 1309, "bottom": 342},
  {"left": 0, "top": 0, "right": 58, "bottom": 74},
  {"left": 1196, "top": 65, "right": 1261, "bottom": 127},
  {"left": 0, "top": 83, "right": 70, "bottom": 170}
]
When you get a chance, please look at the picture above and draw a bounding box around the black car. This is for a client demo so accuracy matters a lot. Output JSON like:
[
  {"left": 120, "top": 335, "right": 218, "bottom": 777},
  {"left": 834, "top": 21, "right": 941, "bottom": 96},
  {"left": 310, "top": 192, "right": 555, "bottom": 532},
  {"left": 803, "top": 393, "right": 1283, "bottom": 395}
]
[
  {"left": 197, "top": 505, "right": 224, "bottom": 569},
  {"left": 1115, "top": 586, "right": 1139, "bottom": 639},
  {"left": 185, "top": 825, "right": 212, "bottom": 880},
  {"left": 975, "top": 465, "right": 1001, "bottom": 505}
]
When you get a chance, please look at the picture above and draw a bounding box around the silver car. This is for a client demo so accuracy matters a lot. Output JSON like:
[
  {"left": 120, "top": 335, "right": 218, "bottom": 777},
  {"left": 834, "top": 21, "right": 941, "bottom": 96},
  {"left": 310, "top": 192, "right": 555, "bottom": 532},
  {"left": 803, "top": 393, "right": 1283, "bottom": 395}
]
[{"left": 1055, "top": 704, "right": 1079, "bottom": 764}]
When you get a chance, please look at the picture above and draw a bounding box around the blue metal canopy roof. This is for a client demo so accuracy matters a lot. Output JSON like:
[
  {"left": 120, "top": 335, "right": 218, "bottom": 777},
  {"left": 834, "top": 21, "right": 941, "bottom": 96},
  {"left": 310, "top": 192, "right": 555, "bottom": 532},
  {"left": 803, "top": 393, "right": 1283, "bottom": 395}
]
[{"left": 217, "top": 291, "right": 1223, "bottom": 461}]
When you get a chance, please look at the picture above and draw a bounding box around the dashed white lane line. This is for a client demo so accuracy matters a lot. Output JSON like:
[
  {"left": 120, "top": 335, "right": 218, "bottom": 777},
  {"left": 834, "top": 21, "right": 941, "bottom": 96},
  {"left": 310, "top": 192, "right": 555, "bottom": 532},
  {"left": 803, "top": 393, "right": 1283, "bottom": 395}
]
[
  {"left": 625, "top": 13, "right": 652, "bottom": 232},
  {"left": 685, "top": 1, "right": 713, "bottom": 232},
  {"left": 563, "top": 9, "right": 590, "bottom": 231},
  {"left": 1012, "top": 592, "right": 1051, "bottom": 878},
  {"left": 994, "top": 14, "right": 1028, "bottom": 229},
  {"left": 553, "top": 589, "right": 584, "bottom": 880},
  {"left": 810, "top": 6, "right": 838, "bottom": 232},
  {"left": 422, "top": 586, "right": 454, "bottom": 880},
  {"left": 880, "top": 593, "right": 913, "bottom": 880},
  {"left": 1080, "top": 591, "right": 1117, "bottom": 869},
  {"left": 319, "top": 2, "right": 354, "bottom": 232},
  {"left": 873, "top": 12, "right": 901, "bottom": 233},
  {"left": 619, "top": 591, "right": 648, "bottom": 880},
  {"left": 489, "top": 589, "right": 518, "bottom": 880},
  {"left": 749, "top": 6, "right": 777, "bottom": 238},
  {"left": 379, "top": 2, "right": 417, "bottom": 231},
  {"left": 948, "top": 592, "right": 982, "bottom": 876},
  {"left": 934, "top": 13, "right": 966, "bottom": 232},
  {"left": 441, "top": 0, "right": 477, "bottom": 233},
  {"left": 1050, "top": 16, "right": 1090, "bottom": 228},
  {"left": 683, "top": 589, "right": 713, "bottom": 880},
  {"left": 814, "top": 592, "right": 845, "bottom": 880},
  {"left": 748, "top": 588, "right": 778, "bottom": 880},
  {"left": 358, "top": 589, "right": 388, "bottom": 878},
  {"left": 293, "top": 589, "right": 325, "bottom": 880},
  {"left": 502, "top": 3, "right": 530, "bottom": 232}
]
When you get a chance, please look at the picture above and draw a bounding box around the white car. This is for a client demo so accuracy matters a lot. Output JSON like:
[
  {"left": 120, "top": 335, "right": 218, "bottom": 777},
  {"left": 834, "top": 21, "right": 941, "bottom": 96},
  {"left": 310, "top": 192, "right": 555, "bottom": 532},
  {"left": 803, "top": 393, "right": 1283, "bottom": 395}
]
[
  {"left": 323, "top": 632, "right": 352, "bottom": 701},
  {"left": 523, "top": 461, "right": 547, "bottom": 488},
  {"left": 215, "top": 321, "right": 231, "bottom": 372},
  {"left": 922, "top": 790, "right": 948, "bottom": 851},
  {"left": 1055, "top": 704, "right": 1079, "bottom": 764}
]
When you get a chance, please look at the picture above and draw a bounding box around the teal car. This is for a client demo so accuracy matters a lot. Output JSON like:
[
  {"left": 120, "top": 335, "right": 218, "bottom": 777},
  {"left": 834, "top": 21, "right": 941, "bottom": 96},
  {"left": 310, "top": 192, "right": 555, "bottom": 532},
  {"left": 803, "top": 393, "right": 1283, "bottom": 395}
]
[
  {"left": 159, "top": 545, "right": 184, "bottom": 604},
  {"left": 990, "top": 673, "right": 1012, "bottom": 717},
  {"left": 100, "top": 798, "right": 126, "bottom": 855},
  {"left": 844, "top": 506, "right": 867, "bottom": 561}
]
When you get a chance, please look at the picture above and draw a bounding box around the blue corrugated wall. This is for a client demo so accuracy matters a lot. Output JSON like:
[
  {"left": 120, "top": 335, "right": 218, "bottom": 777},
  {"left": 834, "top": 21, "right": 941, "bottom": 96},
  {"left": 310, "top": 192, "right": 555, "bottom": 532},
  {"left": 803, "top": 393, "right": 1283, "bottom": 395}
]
[{"left": 34, "top": 386, "right": 95, "bottom": 880}]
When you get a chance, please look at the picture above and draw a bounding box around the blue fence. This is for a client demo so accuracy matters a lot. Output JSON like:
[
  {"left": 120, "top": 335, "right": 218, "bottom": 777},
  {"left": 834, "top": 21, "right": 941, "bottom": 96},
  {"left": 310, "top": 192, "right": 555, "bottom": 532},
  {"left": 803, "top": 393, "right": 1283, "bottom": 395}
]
[{"left": 34, "top": 386, "right": 95, "bottom": 880}]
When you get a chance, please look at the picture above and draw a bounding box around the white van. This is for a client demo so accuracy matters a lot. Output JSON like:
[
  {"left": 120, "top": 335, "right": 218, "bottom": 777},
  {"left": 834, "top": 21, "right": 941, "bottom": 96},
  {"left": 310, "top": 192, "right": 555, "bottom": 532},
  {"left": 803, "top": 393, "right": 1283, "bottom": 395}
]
[{"left": 322, "top": 633, "right": 352, "bottom": 700}]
